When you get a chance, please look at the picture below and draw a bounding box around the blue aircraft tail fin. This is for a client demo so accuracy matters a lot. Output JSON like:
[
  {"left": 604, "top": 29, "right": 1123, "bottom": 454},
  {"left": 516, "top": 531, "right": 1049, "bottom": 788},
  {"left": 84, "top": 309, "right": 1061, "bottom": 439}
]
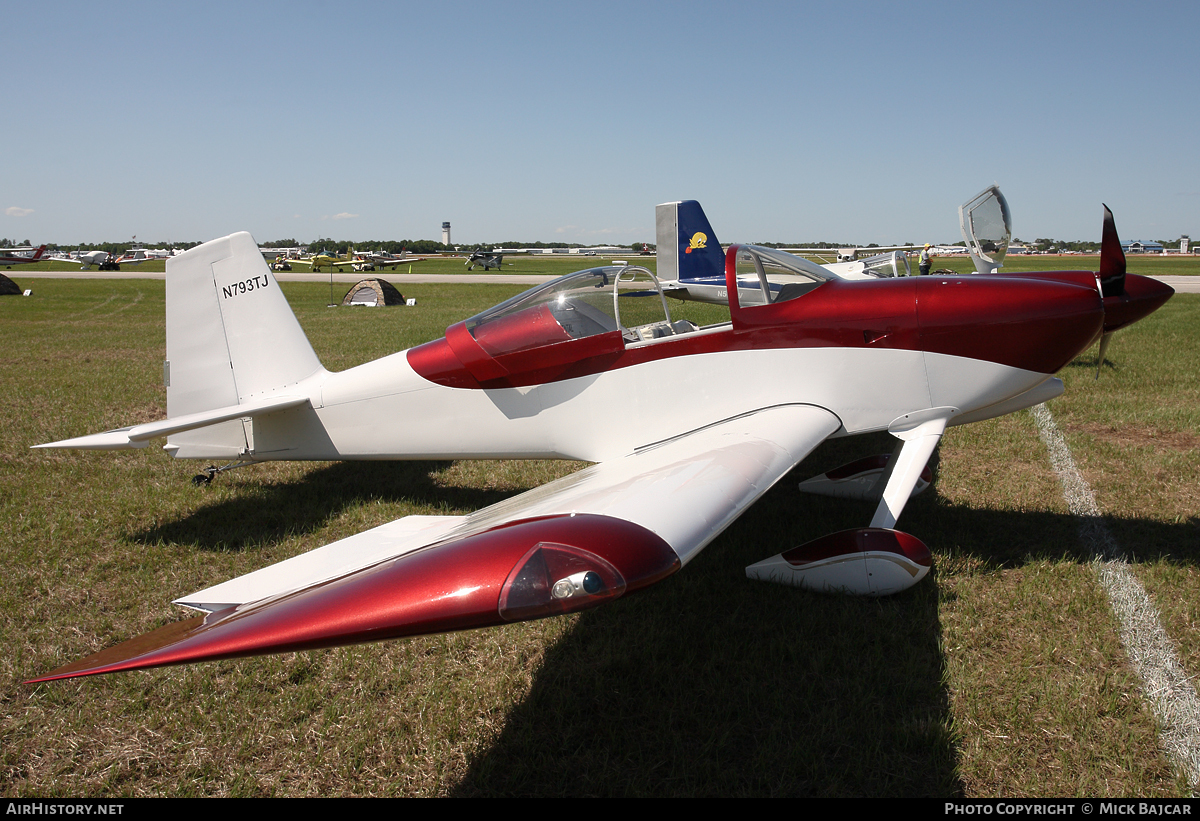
[{"left": 655, "top": 200, "right": 725, "bottom": 283}]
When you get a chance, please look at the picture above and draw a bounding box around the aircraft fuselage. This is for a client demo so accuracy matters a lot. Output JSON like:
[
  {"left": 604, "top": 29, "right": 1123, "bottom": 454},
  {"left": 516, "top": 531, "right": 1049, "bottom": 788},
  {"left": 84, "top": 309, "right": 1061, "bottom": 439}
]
[{"left": 169, "top": 272, "right": 1107, "bottom": 465}]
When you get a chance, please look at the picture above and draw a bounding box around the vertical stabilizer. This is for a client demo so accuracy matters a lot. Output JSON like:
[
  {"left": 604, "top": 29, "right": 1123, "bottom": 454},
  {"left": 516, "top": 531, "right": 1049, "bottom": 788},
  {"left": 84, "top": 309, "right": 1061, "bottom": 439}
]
[
  {"left": 165, "top": 233, "right": 324, "bottom": 456},
  {"left": 655, "top": 200, "right": 725, "bottom": 284}
]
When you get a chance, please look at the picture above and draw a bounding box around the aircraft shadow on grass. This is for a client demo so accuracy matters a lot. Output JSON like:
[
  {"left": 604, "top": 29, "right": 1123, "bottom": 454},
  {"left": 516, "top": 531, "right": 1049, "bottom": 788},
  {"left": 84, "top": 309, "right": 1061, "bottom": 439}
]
[
  {"left": 1065, "top": 355, "right": 1118, "bottom": 377},
  {"left": 131, "top": 459, "right": 531, "bottom": 552},
  {"left": 448, "top": 484, "right": 1198, "bottom": 796},
  {"left": 452, "top": 508, "right": 959, "bottom": 796}
]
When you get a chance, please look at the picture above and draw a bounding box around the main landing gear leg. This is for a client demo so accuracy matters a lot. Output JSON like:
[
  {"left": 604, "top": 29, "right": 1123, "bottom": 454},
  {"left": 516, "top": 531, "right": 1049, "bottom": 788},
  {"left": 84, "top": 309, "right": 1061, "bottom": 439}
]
[{"left": 868, "top": 412, "right": 949, "bottom": 529}]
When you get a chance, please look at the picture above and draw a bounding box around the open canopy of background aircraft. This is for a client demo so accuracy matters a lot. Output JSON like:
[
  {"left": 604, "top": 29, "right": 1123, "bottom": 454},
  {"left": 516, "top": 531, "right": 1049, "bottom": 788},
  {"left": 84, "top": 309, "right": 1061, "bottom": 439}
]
[{"left": 29, "top": 197, "right": 1173, "bottom": 683}]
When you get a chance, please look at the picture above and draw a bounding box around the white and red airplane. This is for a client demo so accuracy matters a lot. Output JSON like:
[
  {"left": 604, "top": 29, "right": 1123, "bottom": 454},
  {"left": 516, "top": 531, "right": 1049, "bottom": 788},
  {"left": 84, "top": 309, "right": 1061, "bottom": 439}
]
[
  {"left": 28, "top": 200, "right": 1173, "bottom": 683},
  {"left": 0, "top": 244, "right": 47, "bottom": 267}
]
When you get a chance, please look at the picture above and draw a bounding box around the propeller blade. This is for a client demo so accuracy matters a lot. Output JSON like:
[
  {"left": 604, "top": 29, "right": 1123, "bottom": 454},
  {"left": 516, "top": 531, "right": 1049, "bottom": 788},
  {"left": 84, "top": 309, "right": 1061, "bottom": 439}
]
[{"left": 1098, "top": 204, "right": 1126, "bottom": 298}]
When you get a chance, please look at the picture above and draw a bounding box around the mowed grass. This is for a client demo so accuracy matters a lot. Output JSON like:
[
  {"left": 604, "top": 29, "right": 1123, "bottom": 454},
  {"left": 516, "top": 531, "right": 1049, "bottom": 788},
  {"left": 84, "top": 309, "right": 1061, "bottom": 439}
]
[{"left": 1, "top": 275, "right": 1196, "bottom": 796}]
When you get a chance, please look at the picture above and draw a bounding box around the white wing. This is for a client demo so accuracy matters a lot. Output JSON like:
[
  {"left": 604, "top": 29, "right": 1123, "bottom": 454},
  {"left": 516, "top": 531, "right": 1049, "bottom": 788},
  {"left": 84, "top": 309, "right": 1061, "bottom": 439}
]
[{"left": 31, "top": 404, "right": 839, "bottom": 681}]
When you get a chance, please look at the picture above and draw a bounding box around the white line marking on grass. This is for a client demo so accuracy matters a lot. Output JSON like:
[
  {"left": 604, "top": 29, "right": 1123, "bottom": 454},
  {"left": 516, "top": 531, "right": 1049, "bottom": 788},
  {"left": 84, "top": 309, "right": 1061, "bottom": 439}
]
[{"left": 1032, "top": 402, "right": 1200, "bottom": 787}]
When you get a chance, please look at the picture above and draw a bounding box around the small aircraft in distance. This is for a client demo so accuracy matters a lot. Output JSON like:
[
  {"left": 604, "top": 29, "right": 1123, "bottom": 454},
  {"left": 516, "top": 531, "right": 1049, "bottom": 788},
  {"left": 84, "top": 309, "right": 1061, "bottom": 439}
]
[
  {"left": 779, "top": 244, "right": 965, "bottom": 265},
  {"left": 112, "top": 238, "right": 171, "bottom": 265},
  {"left": 353, "top": 249, "right": 425, "bottom": 271},
  {"left": 50, "top": 239, "right": 177, "bottom": 271},
  {"left": 465, "top": 248, "right": 504, "bottom": 270},
  {"left": 283, "top": 249, "right": 357, "bottom": 272},
  {"left": 114, "top": 244, "right": 177, "bottom": 265},
  {"left": 280, "top": 248, "right": 422, "bottom": 273},
  {"left": 1, "top": 244, "right": 47, "bottom": 268},
  {"left": 29, "top": 197, "right": 1173, "bottom": 683},
  {"left": 113, "top": 249, "right": 151, "bottom": 265},
  {"left": 49, "top": 249, "right": 121, "bottom": 271}
]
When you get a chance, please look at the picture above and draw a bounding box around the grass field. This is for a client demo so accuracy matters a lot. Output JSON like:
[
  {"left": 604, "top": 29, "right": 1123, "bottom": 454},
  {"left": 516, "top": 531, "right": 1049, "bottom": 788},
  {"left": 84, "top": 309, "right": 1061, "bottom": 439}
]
[{"left": 1, "top": 273, "right": 1196, "bottom": 796}]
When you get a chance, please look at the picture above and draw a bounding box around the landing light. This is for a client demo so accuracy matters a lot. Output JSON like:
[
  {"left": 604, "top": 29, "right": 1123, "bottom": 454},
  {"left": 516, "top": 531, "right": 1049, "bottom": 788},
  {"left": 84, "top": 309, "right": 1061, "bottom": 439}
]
[
  {"left": 552, "top": 571, "right": 604, "bottom": 599},
  {"left": 499, "top": 543, "right": 626, "bottom": 621}
]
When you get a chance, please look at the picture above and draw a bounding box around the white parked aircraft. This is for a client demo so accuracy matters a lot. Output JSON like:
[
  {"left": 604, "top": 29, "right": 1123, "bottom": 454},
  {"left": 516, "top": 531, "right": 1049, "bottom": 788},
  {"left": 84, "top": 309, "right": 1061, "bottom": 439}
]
[
  {"left": 29, "top": 199, "right": 1172, "bottom": 682},
  {"left": 49, "top": 249, "right": 119, "bottom": 270}
]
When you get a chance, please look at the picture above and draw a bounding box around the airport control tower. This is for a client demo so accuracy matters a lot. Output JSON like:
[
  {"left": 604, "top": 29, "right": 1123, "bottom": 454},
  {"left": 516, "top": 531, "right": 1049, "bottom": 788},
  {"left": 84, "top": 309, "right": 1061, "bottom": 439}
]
[{"left": 442, "top": 222, "right": 451, "bottom": 246}]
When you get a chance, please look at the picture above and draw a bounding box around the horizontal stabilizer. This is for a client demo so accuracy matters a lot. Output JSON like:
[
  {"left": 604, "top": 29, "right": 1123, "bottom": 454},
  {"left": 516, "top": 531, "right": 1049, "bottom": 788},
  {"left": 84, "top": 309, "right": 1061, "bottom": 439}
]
[{"left": 34, "top": 395, "right": 310, "bottom": 451}]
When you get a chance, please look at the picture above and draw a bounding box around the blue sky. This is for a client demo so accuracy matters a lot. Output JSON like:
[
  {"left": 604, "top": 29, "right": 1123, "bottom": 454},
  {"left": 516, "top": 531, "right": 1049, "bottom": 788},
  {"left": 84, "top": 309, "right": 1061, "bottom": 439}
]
[{"left": 6, "top": 0, "right": 1197, "bottom": 247}]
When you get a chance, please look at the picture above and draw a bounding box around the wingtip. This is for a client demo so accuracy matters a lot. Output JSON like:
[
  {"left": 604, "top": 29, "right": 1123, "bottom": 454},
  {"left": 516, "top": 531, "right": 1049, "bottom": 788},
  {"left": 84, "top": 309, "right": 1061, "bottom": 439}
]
[
  {"left": 28, "top": 514, "right": 682, "bottom": 683},
  {"left": 25, "top": 615, "right": 211, "bottom": 684}
]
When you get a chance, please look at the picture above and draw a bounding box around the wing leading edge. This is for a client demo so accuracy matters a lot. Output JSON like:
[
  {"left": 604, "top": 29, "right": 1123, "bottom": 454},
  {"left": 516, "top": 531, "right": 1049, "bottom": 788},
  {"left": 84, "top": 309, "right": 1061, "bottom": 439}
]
[{"left": 30, "top": 403, "right": 841, "bottom": 682}]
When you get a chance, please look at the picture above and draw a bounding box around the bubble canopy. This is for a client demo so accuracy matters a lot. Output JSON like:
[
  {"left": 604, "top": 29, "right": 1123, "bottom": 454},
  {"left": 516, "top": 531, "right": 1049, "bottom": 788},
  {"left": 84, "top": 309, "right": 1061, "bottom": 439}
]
[{"left": 464, "top": 266, "right": 682, "bottom": 355}]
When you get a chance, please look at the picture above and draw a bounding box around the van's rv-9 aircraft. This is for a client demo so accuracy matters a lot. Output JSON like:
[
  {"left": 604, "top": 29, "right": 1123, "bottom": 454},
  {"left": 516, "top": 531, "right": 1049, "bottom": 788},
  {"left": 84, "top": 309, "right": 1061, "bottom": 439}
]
[{"left": 28, "top": 191, "right": 1173, "bottom": 683}]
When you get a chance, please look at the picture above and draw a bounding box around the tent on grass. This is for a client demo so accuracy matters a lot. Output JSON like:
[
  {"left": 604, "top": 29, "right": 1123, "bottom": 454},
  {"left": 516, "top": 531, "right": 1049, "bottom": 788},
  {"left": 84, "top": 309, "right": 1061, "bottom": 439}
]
[{"left": 342, "top": 279, "right": 406, "bottom": 307}]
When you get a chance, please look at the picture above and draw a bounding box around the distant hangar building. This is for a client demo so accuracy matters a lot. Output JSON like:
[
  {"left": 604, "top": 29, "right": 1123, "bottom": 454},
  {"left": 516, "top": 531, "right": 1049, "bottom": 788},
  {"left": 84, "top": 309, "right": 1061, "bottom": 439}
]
[{"left": 1121, "top": 240, "right": 1164, "bottom": 254}]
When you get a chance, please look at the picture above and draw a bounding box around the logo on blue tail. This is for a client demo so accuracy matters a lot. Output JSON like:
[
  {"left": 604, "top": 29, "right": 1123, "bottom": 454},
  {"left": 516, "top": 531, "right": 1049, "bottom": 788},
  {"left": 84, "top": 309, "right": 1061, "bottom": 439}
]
[{"left": 675, "top": 201, "right": 724, "bottom": 283}]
